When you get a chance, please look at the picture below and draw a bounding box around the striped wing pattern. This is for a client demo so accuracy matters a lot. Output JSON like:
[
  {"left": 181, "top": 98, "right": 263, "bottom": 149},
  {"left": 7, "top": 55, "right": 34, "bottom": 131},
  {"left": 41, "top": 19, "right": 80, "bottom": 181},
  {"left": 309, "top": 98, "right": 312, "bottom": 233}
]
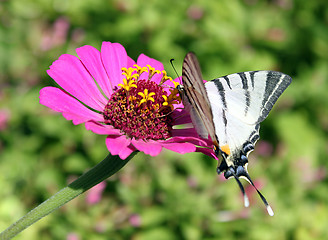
[
  {"left": 205, "top": 71, "right": 292, "bottom": 165},
  {"left": 181, "top": 53, "right": 291, "bottom": 214},
  {"left": 181, "top": 53, "right": 218, "bottom": 146}
]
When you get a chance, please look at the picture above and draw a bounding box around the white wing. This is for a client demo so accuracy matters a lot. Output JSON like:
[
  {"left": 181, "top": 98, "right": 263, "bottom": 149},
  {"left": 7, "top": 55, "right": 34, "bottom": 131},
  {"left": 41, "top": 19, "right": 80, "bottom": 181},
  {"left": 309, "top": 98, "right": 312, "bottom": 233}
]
[{"left": 205, "top": 71, "right": 291, "bottom": 162}]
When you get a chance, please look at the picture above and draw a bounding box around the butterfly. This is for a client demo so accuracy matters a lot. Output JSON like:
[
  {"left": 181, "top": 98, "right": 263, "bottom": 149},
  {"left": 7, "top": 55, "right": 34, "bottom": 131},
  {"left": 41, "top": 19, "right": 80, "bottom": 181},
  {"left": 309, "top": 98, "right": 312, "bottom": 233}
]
[{"left": 177, "top": 52, "right": 292, "bottom": 216}]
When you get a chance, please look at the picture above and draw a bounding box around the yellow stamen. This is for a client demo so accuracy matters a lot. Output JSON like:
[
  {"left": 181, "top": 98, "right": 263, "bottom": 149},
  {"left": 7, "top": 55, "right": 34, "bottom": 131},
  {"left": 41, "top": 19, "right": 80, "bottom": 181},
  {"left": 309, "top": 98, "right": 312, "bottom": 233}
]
[
  {"left": 122, "top": 67, "right": 139, "bottom": 81},
  {"left": 171, "top": 80, "right": 181, "bottom": 88},
  {"left": 129, "top": 95, "right": 137, "bottom": 101},
  {"left": 162, "top": 89, "right": 181, "bottom": 110},
  {"left": 162, "top": 95, "right": 169, "bottom": 106},
  {"left": 138, "top": 89, "right": 155, "bottom": 105},
  {"left": 118, "top": 78, "right": 137, "bottom": 91},
  {"left": 153, "top": 103, "right": 160, "bottom": 111},
  {"left": 122, "top": 72, "right": 139, "bottom": 80},
  {"left": 133, "top": 64, "right": 148, "bottom": 76},
  {"left": 147, "top": 65, "right": 161, "bottom": 80},
  {"left": 160, "top": 70, "right": 173, "bottom": 85}
]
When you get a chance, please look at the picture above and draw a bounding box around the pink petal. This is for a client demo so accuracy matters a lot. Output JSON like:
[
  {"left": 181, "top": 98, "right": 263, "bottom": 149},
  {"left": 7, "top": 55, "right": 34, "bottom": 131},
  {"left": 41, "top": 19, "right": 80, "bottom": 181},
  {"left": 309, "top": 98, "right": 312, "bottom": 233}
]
[
  {"left": 127, "top": 56, "right": 136, "bottom": 68},
  {"left": 171, "top": 128, "right": 200, "bottom": 138},
  {"left": 106, "top": 135, "right": 134, "bottom": 159},
  {"left": 101, "top": 42, "right": 128, "bottom": 88},
  {"left": 137, "top": 54, "right": 164, "bottom": 84},
  {"left": 172, "top": 101, "right": 185, "bottom": 110},
  {"left": 117, "top": 144, "right": 136, "bottom": 160},
  {"left": 85, "top": 121, "right": 121, "bottom": 135},
  {"left": 131, "top": 138, "right": 162, "bottom": 156},
  {"left": 40, "top": 87, "right": 103, "bottom": 125},
  {"left": 137, "top": 54, "right": 164, "bottom": 71},
  {"left": 161, "top": 142, "right": 196, "bottom": 154},
  {"left": 172, "top": 109, "right": 192, "bottom": 125},
  {"left": 196, "top": 147, "right": 217, "bottom": 159},
  {"left": 76, "top": 45, "right": 113, "bottom": 98},
  {"left": 164, "top": 135, "right": 211, "bottom": 147},
  {"left": 173, "top": 77, "right": 182, "bottom": 85},
  {"left": 162, "top": 76, "right": 180, "bottom": 92},
  {"left": 47, "top": 54, "right": 107, "bottom": 111},
  {"left": 173, "top": 116, "right": 192, "bottom": 126}
]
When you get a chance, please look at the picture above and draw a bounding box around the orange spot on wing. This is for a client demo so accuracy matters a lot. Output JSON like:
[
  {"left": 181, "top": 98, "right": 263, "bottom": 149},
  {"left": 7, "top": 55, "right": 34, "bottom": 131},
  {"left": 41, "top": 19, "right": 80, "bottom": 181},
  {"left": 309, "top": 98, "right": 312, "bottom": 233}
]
[{"left": 220, "top": 144, "right": 231, "bottom": 155}]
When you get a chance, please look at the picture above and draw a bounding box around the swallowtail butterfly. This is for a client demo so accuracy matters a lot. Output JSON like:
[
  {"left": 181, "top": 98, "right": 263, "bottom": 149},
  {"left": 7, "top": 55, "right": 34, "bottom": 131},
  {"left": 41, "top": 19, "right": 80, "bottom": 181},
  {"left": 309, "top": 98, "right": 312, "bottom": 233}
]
[{"left": 178, "top": 52, "right": 292, "bottom": 216}]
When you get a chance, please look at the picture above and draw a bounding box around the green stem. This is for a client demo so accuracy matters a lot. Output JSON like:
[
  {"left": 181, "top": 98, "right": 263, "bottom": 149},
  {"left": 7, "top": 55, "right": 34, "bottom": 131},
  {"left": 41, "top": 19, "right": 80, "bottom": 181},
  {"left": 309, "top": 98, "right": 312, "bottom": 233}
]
[{"left": 0, "top": 152, "right": 137, "bottom": 240}]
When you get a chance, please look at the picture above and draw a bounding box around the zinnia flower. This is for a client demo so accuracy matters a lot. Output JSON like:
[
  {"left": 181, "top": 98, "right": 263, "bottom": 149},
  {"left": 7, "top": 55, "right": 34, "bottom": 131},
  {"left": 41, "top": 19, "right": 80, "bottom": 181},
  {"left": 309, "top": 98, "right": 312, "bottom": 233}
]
[{"left": 40, "top": 42, "right": 211, "bottom": 159}]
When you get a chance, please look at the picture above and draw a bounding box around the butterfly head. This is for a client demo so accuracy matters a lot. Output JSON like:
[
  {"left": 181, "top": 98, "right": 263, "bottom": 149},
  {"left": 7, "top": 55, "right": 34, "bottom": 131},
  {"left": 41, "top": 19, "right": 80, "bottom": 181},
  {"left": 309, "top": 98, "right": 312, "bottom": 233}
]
[{"left": 176, "top": 84, "right": 184, "bottom": 95}]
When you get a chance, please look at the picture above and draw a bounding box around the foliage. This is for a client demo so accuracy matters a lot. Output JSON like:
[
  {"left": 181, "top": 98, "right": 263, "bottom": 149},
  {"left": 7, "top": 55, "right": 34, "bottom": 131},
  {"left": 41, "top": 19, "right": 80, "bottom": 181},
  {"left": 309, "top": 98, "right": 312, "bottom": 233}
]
[{"left": 1, "top": 0, "right": 328, "bottom": 239}]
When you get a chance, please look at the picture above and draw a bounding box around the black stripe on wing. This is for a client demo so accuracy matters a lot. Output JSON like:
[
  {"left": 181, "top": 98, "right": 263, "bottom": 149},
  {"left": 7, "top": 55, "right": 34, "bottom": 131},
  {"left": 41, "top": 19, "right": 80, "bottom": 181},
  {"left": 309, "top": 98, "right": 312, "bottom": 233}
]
[
  {"left": 210, "top": 70, "right": 291, "bottom": 124},
  {"left": 249, "top": 71, "right": 257, "bottom": 89},
  {"left": 237, "top": 124, "right": 260, "bottom": 163},
  {"left": 181, "top": 52, "right": 218, "bottom": 146},
  {"left": 223, "top": 76, "right": 232, "bottom": 89},
  {"left": 237, "top": 72, "right": 251, "bottom": 115},
  {"left": 213, "top": 80, "right": 227, "bottom": 108},
  {"left": 258, "top": 71, "right": 292, "bottom": 122},
  {"left": 249, "top": 124, "right": 260, "bottom": 145},
  {"left": 182, "top": 53, "right": 208, "bottom": 99},
  {"left": 238, "top": 72, "right": 248, "bottom": 89}
]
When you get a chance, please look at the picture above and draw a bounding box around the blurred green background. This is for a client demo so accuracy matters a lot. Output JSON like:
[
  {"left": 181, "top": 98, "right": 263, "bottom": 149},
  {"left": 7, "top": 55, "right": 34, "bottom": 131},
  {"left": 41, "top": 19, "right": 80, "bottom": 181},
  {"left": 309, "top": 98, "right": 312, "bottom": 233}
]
[{"left": 1, "top": 0, "right": 328, "bottom": 239}]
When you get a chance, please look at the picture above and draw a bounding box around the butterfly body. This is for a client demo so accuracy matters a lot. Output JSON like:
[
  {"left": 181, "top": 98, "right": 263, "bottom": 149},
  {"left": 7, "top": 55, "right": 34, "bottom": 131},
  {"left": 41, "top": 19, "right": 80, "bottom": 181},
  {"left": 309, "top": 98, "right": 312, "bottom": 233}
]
[{"left": 179, "top": 52, "right": 292, "bottom": 215}]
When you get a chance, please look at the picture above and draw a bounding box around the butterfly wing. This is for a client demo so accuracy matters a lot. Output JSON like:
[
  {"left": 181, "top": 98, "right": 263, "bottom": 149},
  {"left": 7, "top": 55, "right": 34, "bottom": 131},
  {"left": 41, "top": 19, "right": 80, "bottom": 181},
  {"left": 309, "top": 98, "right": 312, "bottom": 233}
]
[
  {"left": 181, "top": 55, "right": 291, "bottom": 214},
  {"left": 205, "top": 71, "right": 292, "bottom": 166},
  {"left": 181, "top": 52, "right": 219, "bottom": 147}
]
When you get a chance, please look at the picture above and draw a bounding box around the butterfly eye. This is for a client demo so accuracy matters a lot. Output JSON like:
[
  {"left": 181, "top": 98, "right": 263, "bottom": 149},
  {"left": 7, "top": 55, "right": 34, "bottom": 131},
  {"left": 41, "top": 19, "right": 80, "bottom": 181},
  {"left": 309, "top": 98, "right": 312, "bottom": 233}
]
[
  {"left": 176, "top": 84, "right": 183, "bottom": 91},
  {"left": 214, "top": 145, "right": 220, "bottom": 156}
]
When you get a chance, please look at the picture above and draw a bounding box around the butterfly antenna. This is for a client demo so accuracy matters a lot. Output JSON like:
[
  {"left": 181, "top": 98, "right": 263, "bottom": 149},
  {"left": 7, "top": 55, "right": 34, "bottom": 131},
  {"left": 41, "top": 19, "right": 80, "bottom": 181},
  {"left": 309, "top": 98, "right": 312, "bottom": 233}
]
[
  {"left": 170, "top": 58, "right": 181, "bottom": 83},
  {"left": 232, "top": 174, "right": 250, "bottom": 208},
  {"left": 241, "top": 171, "right": 274, "bottom": 216}
]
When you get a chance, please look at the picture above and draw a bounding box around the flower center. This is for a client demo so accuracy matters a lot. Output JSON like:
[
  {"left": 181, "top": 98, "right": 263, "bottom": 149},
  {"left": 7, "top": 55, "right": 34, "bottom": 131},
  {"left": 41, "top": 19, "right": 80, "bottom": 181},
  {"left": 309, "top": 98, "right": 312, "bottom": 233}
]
[{"left": 103, "top": 64, "right": 181, "bottom": 140}]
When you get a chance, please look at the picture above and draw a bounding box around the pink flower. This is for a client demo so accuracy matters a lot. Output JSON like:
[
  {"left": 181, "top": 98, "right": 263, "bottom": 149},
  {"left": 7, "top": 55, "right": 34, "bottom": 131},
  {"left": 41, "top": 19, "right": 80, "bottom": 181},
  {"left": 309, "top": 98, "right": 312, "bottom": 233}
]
[
  {"left": 41, "top": 17, "right": 70, "bottom": 51},
  {"left": 40, "top": 42, "right": 211, "bottom": 159},
  {"left": 129, "top": 214, "right": 141, "bottom": 227},
  {"left": 86, "top": 181, "right": 106, "bottom": 205},
  {"left": 0, "top": 109, "right": 10, "bottom": 131},
  {"left": 254, "top": 140, "right": 273, "bottom": 157},
  {"left": 66, "top": 233, "right": 80, "bottom": 240}
]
